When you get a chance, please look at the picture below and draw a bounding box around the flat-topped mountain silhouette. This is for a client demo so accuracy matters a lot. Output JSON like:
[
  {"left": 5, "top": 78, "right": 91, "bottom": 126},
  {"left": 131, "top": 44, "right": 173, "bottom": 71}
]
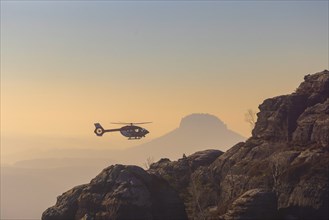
[{"left": 122, "top": 113, "right": 245, "bottom": 164}]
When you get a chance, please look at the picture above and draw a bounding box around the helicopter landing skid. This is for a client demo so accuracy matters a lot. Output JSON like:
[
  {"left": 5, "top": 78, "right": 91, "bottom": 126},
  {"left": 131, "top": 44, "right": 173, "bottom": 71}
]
[{"left": 128, "top": 137, "right": 142, "bottom": 140}]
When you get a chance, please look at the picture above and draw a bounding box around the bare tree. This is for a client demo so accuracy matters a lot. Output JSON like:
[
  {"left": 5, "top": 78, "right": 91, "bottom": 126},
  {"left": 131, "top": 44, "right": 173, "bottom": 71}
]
[
  {"left": 270, "top": 153, "right": 287, "bottom": 196},
  {"left": 245, "top": 109, "right": 257, "bottom": 130},
  {"left": 223, "top": 169, "right": 237, "bottom": 220},
  {"left": 187, "top": 160, "right": 206, "bottom": 220},
  {"left": 271, "top": 159, "right": 280, "bottom": 193},
  {"left": 225, "top": 169, "right": 238, "bottom": 201},
  {"left": 143, "top": 156, "right": 154, "bottom": 170}
]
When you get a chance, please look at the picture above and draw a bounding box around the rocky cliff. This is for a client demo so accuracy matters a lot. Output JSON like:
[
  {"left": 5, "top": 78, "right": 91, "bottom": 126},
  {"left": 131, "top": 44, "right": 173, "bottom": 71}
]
[
  {"left": 43, "top": 70, "right": 329, "bottom": 220},
  {"left": 42, "top": 165, "right": 187, "bottom": 220}
]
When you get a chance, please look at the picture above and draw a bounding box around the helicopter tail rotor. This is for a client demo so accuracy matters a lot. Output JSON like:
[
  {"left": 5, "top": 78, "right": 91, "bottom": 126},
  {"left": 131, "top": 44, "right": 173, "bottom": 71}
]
[{"left": 94, "top": 123, "right": 105, "bottom": 136}]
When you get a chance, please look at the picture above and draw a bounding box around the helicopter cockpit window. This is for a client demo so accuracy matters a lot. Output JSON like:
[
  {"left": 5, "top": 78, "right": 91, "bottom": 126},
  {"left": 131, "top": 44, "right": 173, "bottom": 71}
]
[{"left": 135, "top": 128, "right": 140, "bottom": 132}]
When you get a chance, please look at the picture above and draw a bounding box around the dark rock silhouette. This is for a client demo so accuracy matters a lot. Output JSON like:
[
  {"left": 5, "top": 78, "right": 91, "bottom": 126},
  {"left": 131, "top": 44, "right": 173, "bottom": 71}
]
[
  {"left": 43, "top": 70, "right": 329, "bottom": 220},
  {"left": 205, "top": 70, "right": 328, "bottom": 219},
  {"left": 253, "top": 70, "right": 329, "bottom": 142},
  {"left": 149, "top": 149, "right": 224, "bottom": 219},
  {"left": 42, "top": 165, "right": 187, "bottom": 220}
]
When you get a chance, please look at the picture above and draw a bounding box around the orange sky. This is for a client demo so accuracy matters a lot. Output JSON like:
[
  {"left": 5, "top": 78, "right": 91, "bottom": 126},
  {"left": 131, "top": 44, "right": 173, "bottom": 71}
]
[{"left": 1, "top": 1, "right": 328, "bottom": 164}]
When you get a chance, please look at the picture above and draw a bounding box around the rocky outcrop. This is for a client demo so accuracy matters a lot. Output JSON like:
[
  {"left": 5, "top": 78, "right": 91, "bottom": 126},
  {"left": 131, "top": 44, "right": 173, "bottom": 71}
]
[
  {"left": 42, "top": 165, "right": 187, "bottom": 220},
  {"left": 149, "top": 149, "right": 224, "bottom": 219},
  {"left": 253, "top": 70, "right": 329, "bottom": 142},
  {"left": 42, "top": 184, "right": 87, "bottom": 220},
  {"left": 150, "top": 70, "right": 328, "bottom": 220},
  {"left": 206, "top": 70, "right": 328, "bottom": 219},
  {"left": 43, "top": 70, "right": 329, "bottom": 220},
  {"left": 292, "top": 99, "right": 329, "bottom": 147},
  {"left": 297, "top": 71, "right": 329, "bottom": 106},
  {"left": 252, "top": 93, "right": 307, "bottom": 141}
]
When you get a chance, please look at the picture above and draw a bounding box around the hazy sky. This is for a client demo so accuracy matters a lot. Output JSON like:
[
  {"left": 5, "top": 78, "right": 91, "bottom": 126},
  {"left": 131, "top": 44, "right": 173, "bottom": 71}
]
[{"left": 1, "top": 1, "right": 328, "bottom": 163}]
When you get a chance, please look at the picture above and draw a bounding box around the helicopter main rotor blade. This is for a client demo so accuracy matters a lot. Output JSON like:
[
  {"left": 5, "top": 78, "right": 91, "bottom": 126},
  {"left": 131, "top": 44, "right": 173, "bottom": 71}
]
[
  {"left": 110, "top": 122, "right": 130, "bottom": 125},
  {"left": 131, "top": 122, "right": 152, "bottom": 125},
  {"left": 111, "top": 122, "right": 152, "bottom": 125}
]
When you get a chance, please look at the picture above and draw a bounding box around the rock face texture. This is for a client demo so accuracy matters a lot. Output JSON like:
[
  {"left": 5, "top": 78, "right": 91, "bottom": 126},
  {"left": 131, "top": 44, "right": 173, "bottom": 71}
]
[
  {"left": 43, "top": 70, "right": 328, "bottom": 220},
  {"left": 42, "top": 165, "right": 187, "bottom": 220},
  {"left": 219, "top": 189, "right": 278, "bottom": 220},
  {"left": 149, "top": 150, "right": 224, "bottom": 220},
  {"left": 206, "top": 70, "right": 328, "bottom": 219}
]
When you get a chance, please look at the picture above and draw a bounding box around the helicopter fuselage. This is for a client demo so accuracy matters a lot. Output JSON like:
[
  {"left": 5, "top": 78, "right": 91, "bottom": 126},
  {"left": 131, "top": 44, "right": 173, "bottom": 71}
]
[
  {"left": 94, "top": 123, "right": 149, "bottom": 139},
  {"left": 120, "top": 125, "right": 149, "bottom": 139}
]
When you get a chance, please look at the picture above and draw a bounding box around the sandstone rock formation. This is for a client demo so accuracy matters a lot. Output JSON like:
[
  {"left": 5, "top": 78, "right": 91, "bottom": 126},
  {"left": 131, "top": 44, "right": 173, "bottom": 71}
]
[
  {"left": 209, "top": 70, "right": 328, "bottom": 219},
  {"left": 149, "top": 149, "right": 224, "bottom": 219},
  {"left": 42, "top": 165, "right": 187, "bottom": 220},
  {"left": 43, "top": 70, "right": 328, "bottom": 220}
]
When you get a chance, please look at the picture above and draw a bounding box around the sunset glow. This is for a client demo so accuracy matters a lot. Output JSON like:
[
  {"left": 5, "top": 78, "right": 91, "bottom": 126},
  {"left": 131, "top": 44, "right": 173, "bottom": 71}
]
[{"left": 1, "top": 1, "right": 328, "bottom": 164}]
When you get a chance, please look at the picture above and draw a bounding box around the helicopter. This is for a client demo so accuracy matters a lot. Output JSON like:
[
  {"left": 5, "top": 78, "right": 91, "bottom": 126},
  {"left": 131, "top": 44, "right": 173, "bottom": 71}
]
[{"left": 94, "top": 122, "right": 151, "bottom": 140}]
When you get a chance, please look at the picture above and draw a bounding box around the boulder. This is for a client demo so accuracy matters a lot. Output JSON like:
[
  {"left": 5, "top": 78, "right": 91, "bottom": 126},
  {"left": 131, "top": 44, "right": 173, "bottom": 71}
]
[{"left": 42, "top": 165, "right": 187, "bottom": 220}]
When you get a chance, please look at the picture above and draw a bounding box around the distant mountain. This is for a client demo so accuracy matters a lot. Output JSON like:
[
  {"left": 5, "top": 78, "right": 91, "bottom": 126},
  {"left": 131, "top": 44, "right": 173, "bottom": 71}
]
[{"left": 122, "top": 113, "right": 245, "bottom": 164}]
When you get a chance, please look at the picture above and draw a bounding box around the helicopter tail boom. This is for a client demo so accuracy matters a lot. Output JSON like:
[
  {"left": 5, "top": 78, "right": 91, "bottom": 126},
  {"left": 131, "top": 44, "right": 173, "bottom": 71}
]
[{"left": 94, "top": 123, "right": 121, "bottom": 136}]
